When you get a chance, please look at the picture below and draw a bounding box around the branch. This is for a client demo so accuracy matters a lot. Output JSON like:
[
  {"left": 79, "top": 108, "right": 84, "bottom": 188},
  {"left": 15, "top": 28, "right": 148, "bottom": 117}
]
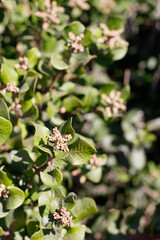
[
  {"left": 49, "top": 71, "right": 64, "bottom": 92},
  {"left": 33, "top": 157, "right": 56, "bottom": 175},
  {"left": 123, "top": 68, "right": 131, "bottom": 85}
]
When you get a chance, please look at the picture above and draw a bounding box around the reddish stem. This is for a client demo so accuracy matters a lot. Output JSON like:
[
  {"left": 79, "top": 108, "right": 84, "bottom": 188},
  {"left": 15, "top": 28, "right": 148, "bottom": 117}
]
[
  {"left": 49, "top": 71, "right": 63, "bottom": 92},
  {"left": 33, "top": 157, "right": 56, "bottom": 175}
]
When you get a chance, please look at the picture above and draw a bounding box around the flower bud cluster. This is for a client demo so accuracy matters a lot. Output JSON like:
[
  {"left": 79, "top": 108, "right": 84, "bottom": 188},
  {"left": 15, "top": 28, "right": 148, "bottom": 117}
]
[
  {"left": 102, "top": 90, "right": 126, "bottom": 117},
  {"left": 98, "top": 23, "right": 129, "bottom": 49},
  {"left": 2, "top": 81, "right": 20, "bottom": 94},
  {"left": 100, "top": 0, "right": 116, "bottom": 15},
  {"left": 47, "top": 127, "right": 72, "bottom": 152},
  {"left": 15, "top": 57, "right": 28, "bottom": 70},
  {"left": 68, "top": 0, "right": 90, "bottom": 10},
  {"left": 0, "top": 184, "right": 9, "bottom": 199},
  {"left": 67, "top": 32, "right": 84, "bottom": 53},
  {"left": 11, "top": 99, "right": 22, "bottom": 111},
  {"left": 36, "top": 0, "right": 64, "bottom": 29},
  {"left": 89, "top": 154, "right": 103, "bottom": 170},
  {"left": 53, "top": 207, "right": 74, "bottom": 228}
]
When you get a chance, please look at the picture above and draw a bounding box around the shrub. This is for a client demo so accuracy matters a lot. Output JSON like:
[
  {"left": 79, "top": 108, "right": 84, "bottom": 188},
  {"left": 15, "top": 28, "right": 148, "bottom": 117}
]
[{"left": 0, "top": 0, "right": 159, "bottom": 239}]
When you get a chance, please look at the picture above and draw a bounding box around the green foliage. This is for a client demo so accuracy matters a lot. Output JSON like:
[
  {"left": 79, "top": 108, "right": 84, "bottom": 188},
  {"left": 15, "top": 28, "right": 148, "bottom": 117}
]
[
  {"left": 0, "top": 117, "right": 12, "bottom": 147},
  {"left": 1, "top": 62, "right": 18, "bottom": 84},
  {"left": 63, "top": 136, "right": 96, "bottom": 165},
  {"left": 51, "top": 53, "right": 69, "bottom": 70},
  {"left": 40, "top": 168, "right": 63, "bottom": 187},
  {"left": 71, "top": 198, "right": 98, "bottom": 223},
  {"left": 6, "top": 186, "right": 25, "bottom": 210},
  {"left": 0, "top": 0, "right": 159, "bottom": 239}
]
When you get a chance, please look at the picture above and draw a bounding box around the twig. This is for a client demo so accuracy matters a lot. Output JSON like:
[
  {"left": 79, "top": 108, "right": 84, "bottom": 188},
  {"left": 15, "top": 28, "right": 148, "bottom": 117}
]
[
  {"left": 12, "top": 94, "right": 20, "bottom": 126},
  {"left": 123, "top": 68, "right": 131, "bottom": 85},
  {"left": 49, "top": 71, "right": 64, "bottom": 92},
  {"left": 33, "top": 157, "right": 56, "bottom": 175}
]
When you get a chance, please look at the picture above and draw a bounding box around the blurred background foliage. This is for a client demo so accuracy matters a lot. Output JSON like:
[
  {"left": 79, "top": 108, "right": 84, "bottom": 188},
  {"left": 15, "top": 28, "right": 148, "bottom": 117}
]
[{"left": 0, "top": 0, "right": 160, "bottom": 239}]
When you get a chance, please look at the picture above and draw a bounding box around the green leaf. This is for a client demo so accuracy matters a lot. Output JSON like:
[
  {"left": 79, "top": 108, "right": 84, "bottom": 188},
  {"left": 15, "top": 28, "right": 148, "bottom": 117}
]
[
  {"left": 38, "top": 188, "right": 64, "bottom": 216},
  {"left": 71, "top": 198, "right": 98, "bottom": 223},
  {"left": 0, "top": 117, "right": 12, "bottom": 147},
  {"left": 59, "top": 82, "right": 75, "bottom": 93},
  {"left": 51, "top": 53, "right": 69, "bottom": 70},
  {"left": 63, "top": 136, "right": 96, "bottom": 165},
  {"left": 106, "top": 209, "right": 120, "bottom": 234},
  {"left": 63, "top": 225, "right": 85, "bottom": 240},
  {"left": 27, "top": 220, "right": 40, "bottom": 237},
  {"left": 6, "top": 126, "right": 23, "bottom": 150},
  {"left": 0, "top": 170, "right": 12, "bottom": 186},
  {"left": 54, "top": 150, "right": 68, "bottom": 165},
  {"left": 0, "top": 226, "right": 3, "bottom": 236},
  {"left": 29, "top": 122, "right": 49, "bottom": 146},
  {"left": 129, "top": 147, "right": 146, "bottom": 170},
  {"left": 1, "top": 62, "right": 18, "bottom": 84},
  {"left": 0, "top": 203, "right": 9, "bottom": 218},
  {"left": 63, "top": 96, "right": 84, "bottom": 112},
  {"left": 21, "top": 71, "right": 38, "bottom": 99},
  {"left": 81, "top": 29, "right": 92, "bottom": 47},
  {"left": 100, "top": 83, "right": 116, "bottom": 95},
  {"left": 60, "top": 118, "right": 75, "bottom": 139},
  {"left": 65, "top": 192, "right": 77, "bottom": 211},
  {"left": 107, "top": 16, "right": 125, "bottom": 30},
  {"left": 40, "top": 168, "right": 63, "bottom": 187},
  {"left": 31, "top": 230, "right": 44, "bottom": 240},
  {"left": 5, "top": 207, "right": 26, "bottom": 232},
  {"left": 36, "top": 145, "right": 53, "bottom": 156},
  {"left": 6, "top": 186, "right": 25, "bottom": 210},
  {"left": 83, "top": 87, "right": 99, "bottom": 112},
  {"left": 38, "top": 60, "right": 50, "bottom": 76},
  {"left": 42, "top": 215, "right": 49, "bottom": 227},
  {"left": 0, "top": 99, "right": 10, "bottom": 120},
  {"left": 69, "top": 50, "right": 95, "bottom": 73},
  {"left": 14, "top": 149, "right": 34, "bottom": 164},
  {"left": 22, "top": 101, "right": 39, "bottom": 122},
  {"left": 43, "top": 234, "right": 60, "bottom": 240},
  {"left": 27, "top": 47, "right": 41, "bottom": 69},
  {"left": 86, "top": 167, "right": 102, "bottom": 183},
  {"left": 112, "top": 46, "right": 128, "bottom": 61},
  {"left": 63, "top": 21, "right": 85, "bottom": 39},
  {"left": 121, "top": 110, "right": 138, "bottom": 142},
  {"left": 121, "top": 84, "right": 130, "bottom": 101}
]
